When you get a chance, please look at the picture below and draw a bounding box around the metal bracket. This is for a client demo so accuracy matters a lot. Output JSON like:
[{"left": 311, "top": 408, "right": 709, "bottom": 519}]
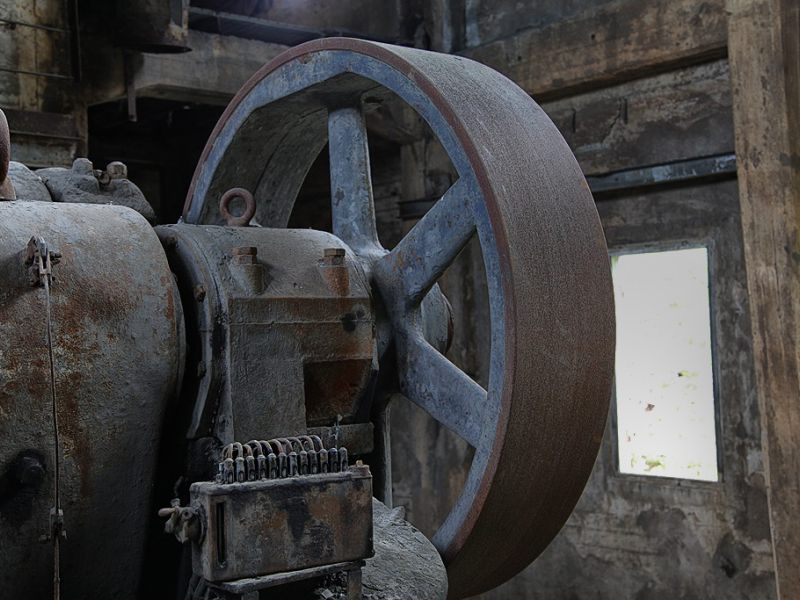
[
  {"left": 25, "top": 236, "right": 61, "bottom": 287},
  {"left": 158, "top": 499, "right": 204, "bottom": 544}
]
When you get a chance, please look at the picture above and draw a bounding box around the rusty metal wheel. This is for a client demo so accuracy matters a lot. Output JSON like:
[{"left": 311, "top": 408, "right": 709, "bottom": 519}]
[{"left": 184, "top": 39, "right": 615, "bottom": 598}]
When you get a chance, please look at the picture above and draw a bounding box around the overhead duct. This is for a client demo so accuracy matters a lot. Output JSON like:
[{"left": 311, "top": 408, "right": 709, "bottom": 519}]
[{"left": 116, "top": 0, "right": 190, "bottom": 53}]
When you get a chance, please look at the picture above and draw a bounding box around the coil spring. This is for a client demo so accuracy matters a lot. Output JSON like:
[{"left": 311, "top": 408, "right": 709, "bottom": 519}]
[{"left": 217, "top": 436, "right": 349, "bottom": 484}]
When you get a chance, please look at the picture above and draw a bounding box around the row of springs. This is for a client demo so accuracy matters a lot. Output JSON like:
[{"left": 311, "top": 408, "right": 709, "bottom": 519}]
[{"left": 218, "top": 437, "right": 349, "bottom": 484}]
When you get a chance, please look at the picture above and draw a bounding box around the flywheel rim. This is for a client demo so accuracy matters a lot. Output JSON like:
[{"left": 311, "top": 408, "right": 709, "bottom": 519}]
[{"left": 184, "top": 38, "right": 615, "bottom": 598}]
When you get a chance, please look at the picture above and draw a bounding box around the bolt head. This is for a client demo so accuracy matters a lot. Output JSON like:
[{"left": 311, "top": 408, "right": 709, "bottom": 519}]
[
  {"left": 72, "top": 157, "right": 94, "bottom": 175},
  {"left": 322, "top": 247, "right": 346, "bottom": 266},
  {"left": 106, "top": 161, "right": 128, "bottom": 179}
]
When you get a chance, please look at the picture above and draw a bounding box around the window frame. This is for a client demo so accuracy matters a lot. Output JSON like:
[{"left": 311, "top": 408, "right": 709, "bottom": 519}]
[{"left": 608, "top": 238, "right": 724, "bottom": 485}]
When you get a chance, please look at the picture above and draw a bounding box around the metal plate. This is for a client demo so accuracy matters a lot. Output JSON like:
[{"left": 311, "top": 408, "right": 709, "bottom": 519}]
[
  {"left": 191, "top": 466, "right": 373, "bottom": 582},
  {"left": 183, "top": 39, "right": 614, "bottom": 598}
]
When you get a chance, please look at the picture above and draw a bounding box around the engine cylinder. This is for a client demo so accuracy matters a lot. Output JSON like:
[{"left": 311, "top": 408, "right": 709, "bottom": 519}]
[{"left": 0, "top": 201, "right": 183, "bottom": 599}]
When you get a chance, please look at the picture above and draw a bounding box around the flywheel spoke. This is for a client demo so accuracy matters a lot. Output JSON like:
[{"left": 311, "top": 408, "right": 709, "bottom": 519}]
[
  {"left": 400, "top": 334, "right": 486, "bottom": 448},
  {"left": 377, "top": 178, "right": 476, "bottom": 307},
  {"left": 327, "top": 105, "right": 381, "bottom": 253}
]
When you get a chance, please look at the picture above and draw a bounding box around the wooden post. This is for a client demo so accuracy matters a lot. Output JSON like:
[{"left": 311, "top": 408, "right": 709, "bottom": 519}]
[{"left": 728, "top": 0, "right": 800, "bottom": 597}]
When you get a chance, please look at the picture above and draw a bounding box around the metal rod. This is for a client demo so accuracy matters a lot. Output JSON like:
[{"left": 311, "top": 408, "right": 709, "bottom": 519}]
[
  {"left": 399, "top": 153, "right": 739, "bottom": 220},
  {"left": 44, "top": 273, "right": 60, "bottom": 515},
  {"left": 41, "top": 248, "right": 62, "bottom": 600},
  {"left": 0, "top": 17, "right": 68, "bottom": 33},
  {"left": 124, "top": 53, "right": 138, "bottom": 122},
  {"left": 586, "top": 153, "right": 737, "bottom": 194},
  {"left": 9, "top": 130, "right": 82, "bottom": 142},
  {"left": 0, "top": 66, "right": 72, "bottom": 80}
]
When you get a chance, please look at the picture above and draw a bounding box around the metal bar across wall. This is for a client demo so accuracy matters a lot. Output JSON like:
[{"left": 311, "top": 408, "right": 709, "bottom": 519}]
[
  {"left": 187, "top": 7, "right": 402, "bottom": 46},
  {"left": 399, "top": 153, "right": 738, "bottom": 220},
  {"left": 0, "top": 0, "right": 80, "bottom": 81},
  {"left": 587, "top": 153, "right": 737, "bottom": 194}
]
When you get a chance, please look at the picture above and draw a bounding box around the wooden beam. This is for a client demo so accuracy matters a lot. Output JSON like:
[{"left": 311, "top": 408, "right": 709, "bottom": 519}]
[
  {"left": 5, "top": 109, "right": 82, "bottom": 169},
  {"left": 728, "top": 0, "right": 800, "bottom": 597},
  {"left": 461, "top": 0, "right": 728, "bottom": 101},
  {"left": 136, "top": 33, "right": 285, "bottom": 104},
  {"left": 84, "top": 31, "right": 287, "bottom": 107},
  {"left": 541, "top": 60, "right": 734, "bottom": 176},
  {"left": 3, "top": 109, "right": 80, "bottom": 141}
]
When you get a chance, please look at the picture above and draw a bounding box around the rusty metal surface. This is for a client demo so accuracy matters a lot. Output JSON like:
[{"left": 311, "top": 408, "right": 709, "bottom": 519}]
[
  {"left": 328, "top": 104, "right": 383, "bottom": 256},
  {"left": 155, "top": 224, "right": 377, "bottom": 442},
  {"left": 191, "top": 464, "right": 373, "bottom": 582},
  {"left": 0, "top": 109, "right": 9, "bottom": 182},
  {"left": 0, "top": 201, "right": 182, "bottom": 599},
  {"left": 308, "top": 423, "right": 374, "bottom": 455},
  {"left": 7, "top": 161, "right": 52, "bottom": 201},
  {"left": 37, "top": 158, "right": 156, "bottom": 222},
  {"left": 0, "top": 109, "right": 16, "bottom": 200},
  {"left": 219, "top": 187, "right": 256, "bottom": 227},
  {"left": 183, "top": 39, "right": 614, "bottom": 597},
  {"left": 365, "top": 498, "right": 448, "bottom": 600},
  {"left": 216, "top": 438, "right": 351, "bottom": 482}
]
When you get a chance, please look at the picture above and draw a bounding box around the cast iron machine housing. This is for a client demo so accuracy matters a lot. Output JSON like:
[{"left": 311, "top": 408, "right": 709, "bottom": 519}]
[{"left": 0, "top": 39, "right": 614, "bottom": 599}]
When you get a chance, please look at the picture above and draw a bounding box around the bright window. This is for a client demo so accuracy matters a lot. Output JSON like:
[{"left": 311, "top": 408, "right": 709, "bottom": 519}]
[{"left": 612, "top": 247, "right": 718, "bottom": 481}]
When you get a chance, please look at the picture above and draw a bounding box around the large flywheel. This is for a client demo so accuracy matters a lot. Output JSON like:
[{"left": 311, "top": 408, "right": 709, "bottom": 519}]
[{"left": 184, "top": 38, "right": 615, "bottom": 598}]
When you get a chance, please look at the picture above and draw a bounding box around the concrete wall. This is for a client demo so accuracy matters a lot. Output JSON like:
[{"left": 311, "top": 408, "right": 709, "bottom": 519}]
[
  {"left": 474, "top": 182, "right": 775, "bottom": 599},
  {"left": 0, "top": 0, "right": 84, "bottom": 167}
]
